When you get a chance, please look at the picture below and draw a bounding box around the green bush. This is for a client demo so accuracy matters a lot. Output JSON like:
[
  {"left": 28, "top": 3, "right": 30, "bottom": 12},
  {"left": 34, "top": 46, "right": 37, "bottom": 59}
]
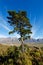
[
  {"left": 39, "top": 62, "right": 43, "bottom": 65},
  {"left": 41, "top": 47, "right": 43, "bottom": 51},
  {"left": 35, "top": 52, "right": 40, "bottom": 57},
  {"left": 0, "top": 44, "right": 43, "bottom": 65}
]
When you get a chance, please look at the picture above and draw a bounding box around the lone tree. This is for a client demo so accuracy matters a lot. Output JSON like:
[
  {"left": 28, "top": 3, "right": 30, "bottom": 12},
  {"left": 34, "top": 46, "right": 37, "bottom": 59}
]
[{"left": 7, "top": 10, "right": 32, "bottom": 52}]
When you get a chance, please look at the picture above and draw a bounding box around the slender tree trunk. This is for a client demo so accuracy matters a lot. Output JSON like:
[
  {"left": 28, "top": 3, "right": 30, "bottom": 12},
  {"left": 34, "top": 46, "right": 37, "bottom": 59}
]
[{"left": 21, "top": 37, "right": 24, "bottom": 52}]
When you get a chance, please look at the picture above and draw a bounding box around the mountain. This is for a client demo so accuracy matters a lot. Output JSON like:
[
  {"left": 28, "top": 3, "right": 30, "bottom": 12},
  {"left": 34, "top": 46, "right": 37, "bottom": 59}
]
[
  {"left": 0, "top": 37, "right": 20, "bottom": 44},
  {"left": 36, "top": 39, "right": 43, "bottom": 43},
  {"left": 0, "top": 37, "right": 43, "bottom": 44},
  {"left": 24, "top": 38, "right": 43, "bottom": 43}
]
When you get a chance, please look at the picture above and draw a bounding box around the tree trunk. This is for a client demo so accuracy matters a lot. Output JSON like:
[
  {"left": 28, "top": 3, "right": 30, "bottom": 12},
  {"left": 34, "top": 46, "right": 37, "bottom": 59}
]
[{"left": 21, "top": 37, "right": 24, "bottom": 52}]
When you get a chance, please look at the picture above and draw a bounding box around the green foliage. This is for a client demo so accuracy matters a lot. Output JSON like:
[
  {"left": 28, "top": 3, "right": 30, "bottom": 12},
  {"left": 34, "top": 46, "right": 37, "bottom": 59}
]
[
  {"left": 20, "top": 53, "right": 32, "bottom": 65},
  {"left": 8, "top": 59, "right": 13, "bottom": 65},
  {"left": 35, "top": 52, "right": 40, "bottom": 57},
  {"left": 41, "top": 47, "right": 43, "bottom": 51},
  {"left": 7, "top": 46, "right": 17, "bottom": 55},
  {"left": 0, "top": 44, "right": 43, "bottom": 65},
  {"left": 7, "top": 10, "right": 32, "bottom": 40},
  {"left": 7, "top": 10, "right": 32, "bottom": 52},
  {"left": 39, "top": 62, "right": 43, "bottom": 65}
]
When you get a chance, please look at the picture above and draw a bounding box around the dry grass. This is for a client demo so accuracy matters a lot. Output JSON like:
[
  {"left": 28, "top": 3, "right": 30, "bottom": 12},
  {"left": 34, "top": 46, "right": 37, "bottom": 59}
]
[
  {"left": 25, "top": 43, "right": 43, "bottom": 48},
  {"left": 0, "top": 44, "right": 10, "bottom": 55},
  {"left": 0, "top": 43, "right": 43, "bottom": 55}
]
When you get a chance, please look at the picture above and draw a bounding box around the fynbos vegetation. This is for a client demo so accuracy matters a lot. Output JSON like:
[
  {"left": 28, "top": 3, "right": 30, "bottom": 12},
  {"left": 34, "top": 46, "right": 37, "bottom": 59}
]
[{"left": 0, "top": 44, "right": 43, "bottom": 65}]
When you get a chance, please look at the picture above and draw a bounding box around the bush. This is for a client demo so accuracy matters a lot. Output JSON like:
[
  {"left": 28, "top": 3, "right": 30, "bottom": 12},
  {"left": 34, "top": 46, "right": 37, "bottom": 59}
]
[
  {"left": 39, "top": 62, "right": 43, "bottom": 65},
  {"left": 35, "top": 52, "right": 40, "bottom": 57},
  {"left": 0, "top": 44, "right": 43, "bottom": 65},
  {"left": 41, "top": 47, "right": 43, "bottom": 51}
]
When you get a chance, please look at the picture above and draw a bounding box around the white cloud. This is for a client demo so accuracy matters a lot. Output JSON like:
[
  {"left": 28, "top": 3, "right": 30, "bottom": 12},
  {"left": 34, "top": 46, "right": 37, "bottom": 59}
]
[
  {"left": 0, "top": 34, "right": 7, "bottom": 38},
  {"left": 31, "top": 16, "right": 42, "bottom": 39},
  {"left": 0, "top": 16, "right": 7, "bottom": 25},
  {"left": 0, "top": 24, "right": 10, "bottom": 31},
  {"left": 0, "top": 33, "right": 20, "bottom": 38},
  {"left": 0, "top": 15, "right": 10, "bottom": 31},
  {"left": 30, "top": 16, "right": 37, "bottom": 38},
  {"left": 31, "top": 28, "right": 36, "bottom": 37},
  {"left": 29, "top": 14, "right": 37, "bottom": 38}
]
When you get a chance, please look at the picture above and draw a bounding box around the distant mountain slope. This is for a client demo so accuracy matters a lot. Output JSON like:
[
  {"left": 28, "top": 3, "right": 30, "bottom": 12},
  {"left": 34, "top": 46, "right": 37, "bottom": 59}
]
[
  {"left": 0, "top": 37, "right": 20, "bottom": 44},
  {"left": 24, "top": 39, "right": 43, "bottom": 43},
  {"left": 0, "top": 37, "right": 43, "bottom": 44}
]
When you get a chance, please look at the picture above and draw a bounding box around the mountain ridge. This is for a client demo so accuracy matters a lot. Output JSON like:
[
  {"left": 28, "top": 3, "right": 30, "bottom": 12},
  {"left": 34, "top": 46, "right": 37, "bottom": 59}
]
[{"left": 0, "top": 37, "right": 43, "bottom": 44}]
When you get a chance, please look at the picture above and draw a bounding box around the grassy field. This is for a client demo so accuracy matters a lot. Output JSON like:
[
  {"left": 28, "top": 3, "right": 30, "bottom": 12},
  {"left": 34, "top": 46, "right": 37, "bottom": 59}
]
[
  {"left": 0, "top": 44, "right": 10, "bottom": 55},
  {"left": 25, "top": 43, "right": 43, "bottom": 48},
  {"left": 0, "top": 43, "right": 43, "bottom": 48},
  {"left": 0, "top": 43, "right": 43, "bottom": 54},
  {"left": 0, "top": 43, "right": 43, "bottom": 65}
]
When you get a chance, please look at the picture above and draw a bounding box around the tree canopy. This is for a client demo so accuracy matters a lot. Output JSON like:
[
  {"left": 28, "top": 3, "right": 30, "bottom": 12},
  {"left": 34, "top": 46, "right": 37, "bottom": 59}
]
[{"left": 7, "top": 10, "right": 32, "bottom": 40}]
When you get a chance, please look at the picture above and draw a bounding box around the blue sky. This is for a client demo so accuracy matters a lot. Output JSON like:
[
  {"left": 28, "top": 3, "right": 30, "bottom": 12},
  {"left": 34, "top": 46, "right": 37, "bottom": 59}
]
[{"left": 0, "top": 0, "right": 43, "bottom": 39}]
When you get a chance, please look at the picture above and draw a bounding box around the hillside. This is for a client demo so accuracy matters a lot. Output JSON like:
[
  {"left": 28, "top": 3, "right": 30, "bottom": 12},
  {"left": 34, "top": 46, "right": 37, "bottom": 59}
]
[
  {"left": 0, "top": 38, "right": 43, "bottom": 65},
  {"left": 0, "top": 44, "right": 43, "bottom": 65}
]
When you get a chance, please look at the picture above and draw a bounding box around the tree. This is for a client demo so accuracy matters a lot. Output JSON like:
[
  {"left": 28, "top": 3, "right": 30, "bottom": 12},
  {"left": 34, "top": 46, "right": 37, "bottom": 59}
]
[{"left": 7, "top": 10, "right": 32, "bottom": 52}]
